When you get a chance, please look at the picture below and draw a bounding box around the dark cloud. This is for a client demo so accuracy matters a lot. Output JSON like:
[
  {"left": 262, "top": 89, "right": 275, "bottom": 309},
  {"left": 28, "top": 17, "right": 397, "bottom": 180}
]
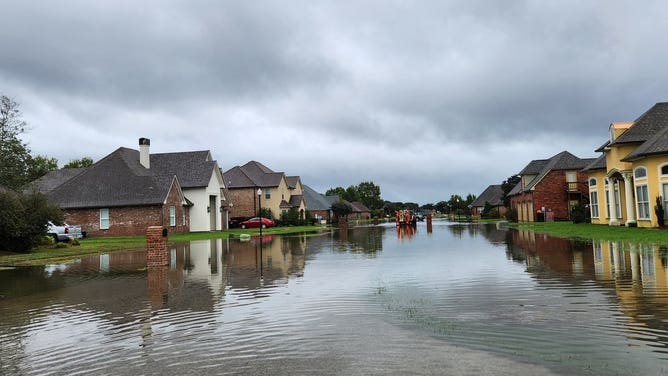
[{"left": 2, "top": 1, "right": 668, "bottom": 203}]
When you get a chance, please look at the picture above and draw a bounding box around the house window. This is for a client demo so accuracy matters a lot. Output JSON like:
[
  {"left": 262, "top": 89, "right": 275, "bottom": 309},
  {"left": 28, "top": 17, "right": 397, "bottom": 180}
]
[
  {"left": 183, "top": 209, "right": 187, "bottom": 226},
  {"left": 169, "top": 206, "right": 176, "bottom": 226},
  {"left": 661, "top": 164, "right": 668, "bottom": 176},
  {"left": 636, "top": 184, "right": 650, "bottom": 219},
  {"left": 589, "top": 191, "right": 599, "bottom": 218},
  {"left": 635, "top": 167, "right": 647, "bottom": 179},
  {"left": 589, "top": 178, "right": 597, "bottom": 187},
  {"left": 566, "top": 171, "right": 577, "bottom": 182},
  {"left": 265, "top": 188, "right": 271, "bottom": 199},
  {"left": 100, "top": 208, "right": 110, "bottom": 230}
]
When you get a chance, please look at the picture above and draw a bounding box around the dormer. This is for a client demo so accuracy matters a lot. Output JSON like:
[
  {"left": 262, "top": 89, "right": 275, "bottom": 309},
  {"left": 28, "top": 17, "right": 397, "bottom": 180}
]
[{"left": 609, "top": 122, "right": 633, "bottom": 143}]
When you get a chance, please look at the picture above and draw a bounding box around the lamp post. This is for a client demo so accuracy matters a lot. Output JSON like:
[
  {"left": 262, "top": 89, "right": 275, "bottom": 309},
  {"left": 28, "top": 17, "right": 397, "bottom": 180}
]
[{"left": 257, "top": 188, "right": 263, "bottom": 280}]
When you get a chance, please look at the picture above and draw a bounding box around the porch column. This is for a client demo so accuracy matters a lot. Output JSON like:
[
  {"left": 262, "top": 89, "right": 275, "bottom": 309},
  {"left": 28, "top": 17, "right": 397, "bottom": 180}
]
[
  {"left": 621, "top": 171, "right": 636, "bottom": 226},
  {"left": 608, "top": 179, "right": 619, "bottom": 226}
]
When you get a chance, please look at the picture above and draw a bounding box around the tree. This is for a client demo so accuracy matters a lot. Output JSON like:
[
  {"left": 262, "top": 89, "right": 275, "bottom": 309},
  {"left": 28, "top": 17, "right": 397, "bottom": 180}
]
[
  {"left": 326, "top": 186, "right": 347, "bottom": 199},
  {"left": 331, "top": 201, "right": 352, "bottom": 220},
  {"left": 0, "top": 190, "right": 63, "bottom": 252},
  {"left": 26, "top": 155, "right": 58, "bottom": 182},
  {"left": 356, "top": 181, "right": 383, "bottom": 210},
  {"left": 501, "top": 175, "right": 521, "bottom": 208},
  {"left": 64, "top": 157, "right": 94, "bottom": 169},
  {"left": 0, "top": 95, "right": 32, "bottom": 190}
]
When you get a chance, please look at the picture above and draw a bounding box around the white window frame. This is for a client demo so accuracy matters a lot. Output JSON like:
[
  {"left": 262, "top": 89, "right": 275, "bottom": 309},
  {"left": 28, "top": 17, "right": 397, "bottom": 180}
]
[
  {"left": 636, "top": 184, "right": 650, "bottom": 220},
  {"left": 100, "top": 208, "right": 110, "bottom": 230},
  {"left": 589, "top": 191, "right": 599, "bottom": 218},
  {"left": 265, "top": 187, "right": 271, "bottom": 199},
  {"left": 169, "top": 206, "right": 176, "bottom": 226},
  {"left": 660, "top": 163, "right": 668, "bottom": 176}
]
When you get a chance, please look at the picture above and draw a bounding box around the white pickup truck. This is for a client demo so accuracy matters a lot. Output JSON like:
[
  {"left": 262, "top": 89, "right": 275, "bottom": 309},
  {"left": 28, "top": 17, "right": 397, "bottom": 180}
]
[{"left": 47, "top": 221, "right": 84, "bottom": 242}]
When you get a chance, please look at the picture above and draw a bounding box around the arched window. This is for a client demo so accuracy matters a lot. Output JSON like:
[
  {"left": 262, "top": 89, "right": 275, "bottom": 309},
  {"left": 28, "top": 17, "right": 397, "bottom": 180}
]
[
  {"left": 635, "top": 167, "right": 647, "bottom": 179},
  {"left": 589, "top": 178, "right": 597, "bottom": 187},
  {"left": 661, "top": 164, "right": 668, "bottom": 176}
]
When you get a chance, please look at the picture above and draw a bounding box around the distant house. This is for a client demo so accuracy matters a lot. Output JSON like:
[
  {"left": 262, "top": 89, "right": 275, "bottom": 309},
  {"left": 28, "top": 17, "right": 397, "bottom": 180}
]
[
  {"left": 509, "top": 151, "right": 595, "bottom": 222},
  {"left": 347, "top": 201, "right": 371, "bottom": 220},
  {"left": 470, "top": 184, "right": 506, "bottom": 218},
  {"left": 584, "top": 102, "right": 668, "bottom": 227},
  {"left": 39, "top": 138, "right": 228, "bottom": 236},
  {"left": 302, "top": 185, "right": 337, "bottom": 222},
  {"left": 223, "top": 161, "right": 305, "bottom": 220}
]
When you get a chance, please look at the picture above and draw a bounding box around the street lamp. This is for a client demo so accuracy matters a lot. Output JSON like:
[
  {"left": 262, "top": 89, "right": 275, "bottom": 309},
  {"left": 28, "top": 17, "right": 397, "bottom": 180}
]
[{"left": 257, "top": 188, "right": 263, "bottom": 280}]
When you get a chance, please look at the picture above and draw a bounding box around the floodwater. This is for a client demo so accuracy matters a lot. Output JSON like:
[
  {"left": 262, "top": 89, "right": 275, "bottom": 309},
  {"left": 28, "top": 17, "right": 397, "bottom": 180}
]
[{"left": 2, "top": 221, "right": 668, "bottom": 375}]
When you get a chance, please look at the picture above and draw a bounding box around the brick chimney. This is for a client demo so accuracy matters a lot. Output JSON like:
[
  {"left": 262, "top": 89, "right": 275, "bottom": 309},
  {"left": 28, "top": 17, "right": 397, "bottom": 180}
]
[{"left": 139, "top": 138, "right": 150, "bottom": 169}]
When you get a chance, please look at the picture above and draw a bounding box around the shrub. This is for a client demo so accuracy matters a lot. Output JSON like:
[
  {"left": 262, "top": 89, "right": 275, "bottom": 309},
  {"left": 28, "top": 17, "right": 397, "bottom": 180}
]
[
  {"left": 55, "top": 242, "right": 68, "bottom": 249},
  {"left": 506, "top": 208, "right": 518, "bottom": 222},
  {"left": 571, "top": 205, "right": 587, "bottom": 224},
  {"left": 655, "top": 196, "right": 665, "bottom": 227},
  {"left": 0, "top": 191, "right": 63, "bottom": 252}
]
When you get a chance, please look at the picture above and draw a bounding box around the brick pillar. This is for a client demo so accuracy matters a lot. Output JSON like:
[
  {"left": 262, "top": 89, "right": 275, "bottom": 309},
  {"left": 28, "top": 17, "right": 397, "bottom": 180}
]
[
  {"left": 147, "top": 226, "right": 168, "bottom": 268},
  {"left": 426, "top": 213, "right": 433, "bottom": 234}
]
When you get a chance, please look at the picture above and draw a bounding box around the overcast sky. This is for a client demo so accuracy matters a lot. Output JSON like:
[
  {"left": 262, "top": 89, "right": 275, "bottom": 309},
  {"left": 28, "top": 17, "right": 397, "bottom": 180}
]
[{"left": 2, "top": 1, "right": 668, "bottom": 204}]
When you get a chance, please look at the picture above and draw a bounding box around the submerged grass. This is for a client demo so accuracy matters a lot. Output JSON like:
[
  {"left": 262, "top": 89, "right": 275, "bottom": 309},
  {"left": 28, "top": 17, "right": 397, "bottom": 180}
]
[
  {"left": 511, "top": 221, "right": 668, "bottom": 244},
  {"left": 0, "top": 225, "right": 332, "bottom": 267}
]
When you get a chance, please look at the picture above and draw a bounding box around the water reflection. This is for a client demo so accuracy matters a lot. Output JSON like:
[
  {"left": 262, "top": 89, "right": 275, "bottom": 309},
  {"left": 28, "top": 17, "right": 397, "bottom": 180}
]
[
  {"left": 506, "top": 229, "right": 668, "bottom": 355},
  {"left": 332, "top": 226, "right": 384, "bottom": 255}
]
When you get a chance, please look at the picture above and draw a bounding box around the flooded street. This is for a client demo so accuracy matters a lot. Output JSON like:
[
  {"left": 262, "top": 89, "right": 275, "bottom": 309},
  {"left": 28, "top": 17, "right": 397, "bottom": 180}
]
[{"left": 2, "top": 221, "right": 668, "bottom": 375}]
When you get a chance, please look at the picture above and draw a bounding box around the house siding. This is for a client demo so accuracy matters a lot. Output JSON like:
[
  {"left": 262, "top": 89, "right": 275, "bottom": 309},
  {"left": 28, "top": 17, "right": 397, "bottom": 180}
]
[{"left": 228, "top": 188, "right": 258, "bottom": 219}]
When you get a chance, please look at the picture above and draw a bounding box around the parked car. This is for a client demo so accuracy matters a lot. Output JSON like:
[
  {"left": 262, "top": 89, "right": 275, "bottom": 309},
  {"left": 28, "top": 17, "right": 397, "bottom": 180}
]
[
  {"left": 47, "top": 221, "right": 84, "bottom": 242},
  {"left": 239, "top": 217, "right": 275, "bottom": 229}
]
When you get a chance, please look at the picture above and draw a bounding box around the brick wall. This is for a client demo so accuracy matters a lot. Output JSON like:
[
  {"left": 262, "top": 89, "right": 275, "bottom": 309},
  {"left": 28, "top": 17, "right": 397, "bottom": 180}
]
[
  {"left": 64, "top": 183, "right": 189, "bottom": 237},
  {"left": 510, "top": 170, "right": 589, "bottom": 222},
  {"left": 146, "top": 226, "right": 168, "bottom": 268},
  {"left": 227, "top": 188, "right": 258, "bottom": 218}
]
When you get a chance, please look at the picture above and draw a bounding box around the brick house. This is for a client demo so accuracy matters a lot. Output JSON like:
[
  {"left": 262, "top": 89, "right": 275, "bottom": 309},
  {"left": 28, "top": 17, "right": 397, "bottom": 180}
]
[
  {"left": 509, "top": 151, "right": 596, "bottom": 222},
  {"left": 470, "top": 184, "right": 507, "bottom": 218},
  {"left": 223, "top": 161, "right": 305, "bottom": 220},
  {"left": 46, "top": 147, "right": 190, "bottom": 237},
  {"left": 347, "top": 201, "right": 371, "bottom": 220},
  {"left": 39, "top": 138, "right": 228, "bottom": 236}
]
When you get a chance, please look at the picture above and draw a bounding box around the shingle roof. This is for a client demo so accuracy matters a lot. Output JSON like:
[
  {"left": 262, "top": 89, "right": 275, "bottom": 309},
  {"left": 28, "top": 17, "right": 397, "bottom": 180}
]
[
  {"left": 349, "top": 201, "right": 370, "bottom": 213},
  {"left": 511, "top": 151, "right": 594, "bottom": 194},
  {"left": 470, "top": 185, "right": 504, "bottom": 207},
  {"left": 150, "top": 151, "right": 217, "bottom": 188},
  {"left": 582, "top": 155, "right": 607, "bottom": 171},
  {"left": 289, "top": 194, "right": 303, "bottom": 208},
  {"left": 622, "top": 126, "right": 668, "bottom": 161},
  {"left": 48, "top": 147, "right": 181, "bottom": 209},
  {"left": 612, "top": 102, "right": 668, "bottom": 145},
  {"left": 302, "top": 185, "right": 333, "bottom": 211},
  {"left": 223, "top": 161, "right": 299, "bottom": 189},
  {"left": 286, "top": 176, "right": 300, "bottom": 189},
  {"left": 30, "top": 168, "right": 87, "bottom": 194},
  {"left": 507, "top": 181, "right": 523, "bottom": 196}
]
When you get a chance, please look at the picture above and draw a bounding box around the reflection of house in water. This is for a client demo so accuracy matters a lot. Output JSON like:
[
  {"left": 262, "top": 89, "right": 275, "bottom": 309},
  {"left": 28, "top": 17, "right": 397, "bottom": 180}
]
[
  {"left": 509, "top": 229, "right": 595, "bottom": 276},
  {"left": 507, "top": 229, "right": 668, "bottom": 348},
  {"left": 332, "top": 226, "right": 383, "bottom": 256}
]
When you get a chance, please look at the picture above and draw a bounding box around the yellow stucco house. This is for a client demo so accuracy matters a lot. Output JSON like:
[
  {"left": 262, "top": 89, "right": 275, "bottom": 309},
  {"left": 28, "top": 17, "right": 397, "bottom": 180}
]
[{"left": 584, "top": 102, "right": 668, "bottom": 227}]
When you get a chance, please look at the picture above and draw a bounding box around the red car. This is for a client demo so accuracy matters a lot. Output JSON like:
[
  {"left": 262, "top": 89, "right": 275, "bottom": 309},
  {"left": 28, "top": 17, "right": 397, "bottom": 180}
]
[{"left": 239, "top": 217, "right": 275, "bottom": 229}]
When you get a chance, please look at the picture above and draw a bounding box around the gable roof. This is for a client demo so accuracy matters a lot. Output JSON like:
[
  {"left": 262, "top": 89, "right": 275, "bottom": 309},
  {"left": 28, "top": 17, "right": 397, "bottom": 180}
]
[
  {"left": 48, "top": 147, "right": 183, "bottom": 209},
  {"left": 223, "top": 161, "right": 298, "bottom": 189},
  {"left": 150, "top": 151, "right": 219, "bottom": 188},
  {"left": 511, "top": 151, "right": 594, "bottom": 194},
  {"left": 286, "top": 176, "right": 300, "bottom": 189},
  {"left": 470, "top": 185, "right": 504, "bottom": 207},
  {"left": 289, "top": 194, "right": 303, "bottom": 208},
  {"left": 611, "top": 102, "right": 668, "bottom": 146}
]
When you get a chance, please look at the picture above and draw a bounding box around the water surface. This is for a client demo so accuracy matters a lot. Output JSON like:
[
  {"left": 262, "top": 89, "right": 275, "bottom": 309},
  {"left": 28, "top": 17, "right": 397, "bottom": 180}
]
[{"left": 2, "top": 221, "right": 668, "bottom": 375}]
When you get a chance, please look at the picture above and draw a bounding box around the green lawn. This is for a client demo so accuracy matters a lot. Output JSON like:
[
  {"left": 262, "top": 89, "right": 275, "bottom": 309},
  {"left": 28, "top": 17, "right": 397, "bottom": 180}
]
[
  {"left": 0, "top": 225, "right": 332, "bottom": 267},
  {"left": 511, "top": 221, "right": 668, "bottom": 244}
]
